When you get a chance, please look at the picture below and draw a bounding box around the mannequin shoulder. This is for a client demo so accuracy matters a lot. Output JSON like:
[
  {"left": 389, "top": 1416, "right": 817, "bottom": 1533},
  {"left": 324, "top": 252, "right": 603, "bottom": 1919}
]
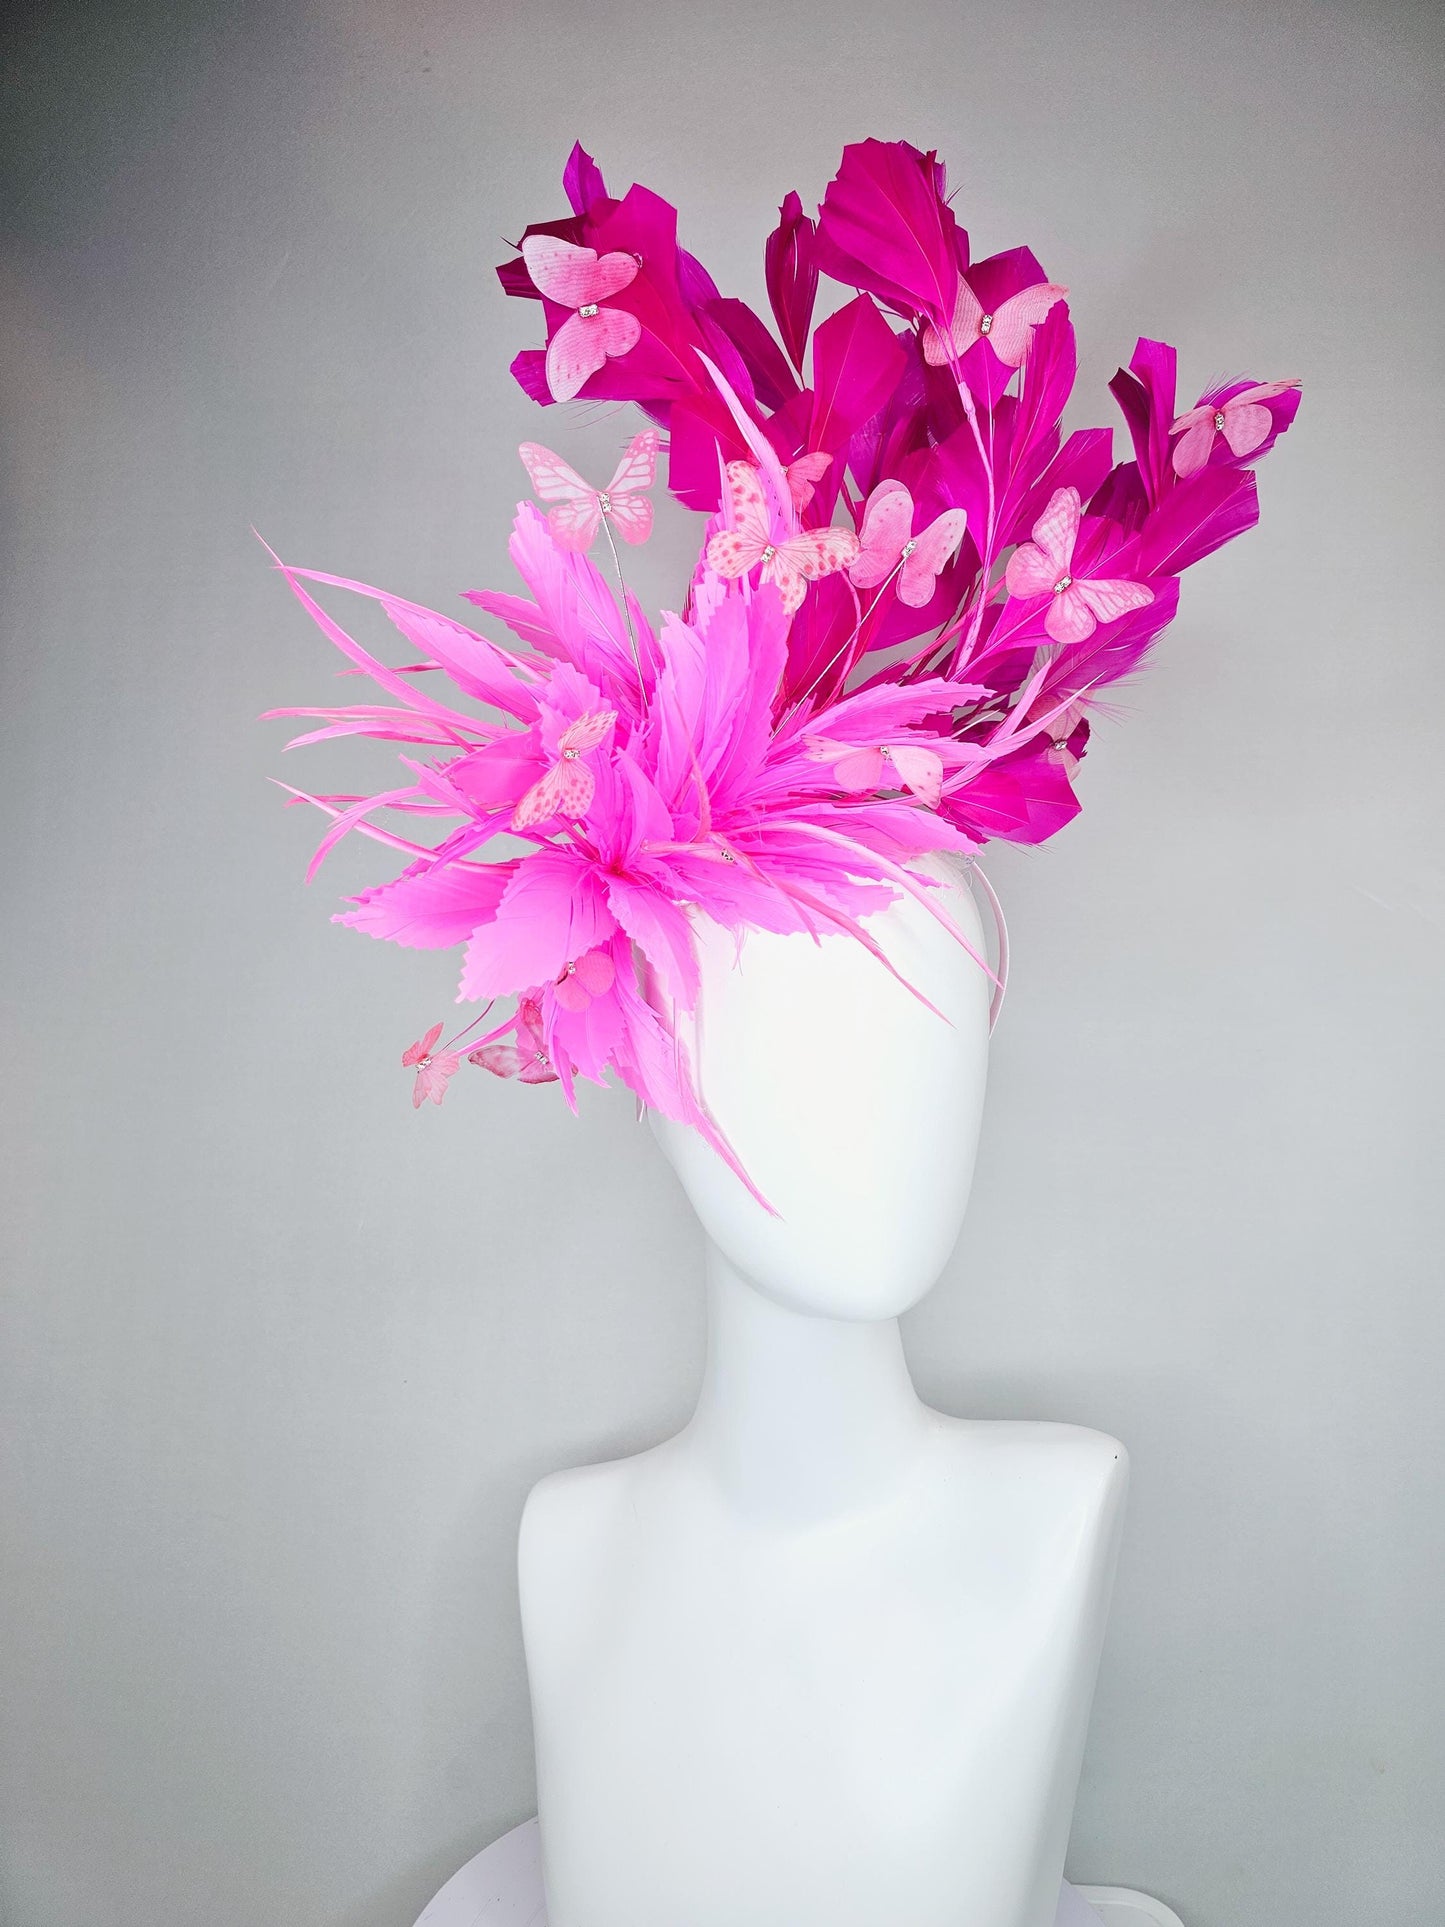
[
  {"left": 926, "top": 1413, "right": 1130, "bottom": 1506},
  {"left": 518, "top": 1442, "right": 670, "bottom": 1589}
]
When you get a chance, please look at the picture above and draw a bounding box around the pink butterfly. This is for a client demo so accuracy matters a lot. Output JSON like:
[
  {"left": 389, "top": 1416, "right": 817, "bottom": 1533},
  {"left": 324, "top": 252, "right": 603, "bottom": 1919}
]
[
  {"left": 705, "top": 462, "right": 859, "bottom": 616},
  {"left": 805, "top": 735, "right": 945, "bottom": 808},
  {"left": 471, "top": 996, "right": 558, "bottom": 1084},
  {"left": 923, "top": 277, "right": 1069, "bottom": 370},
  {"left": 402, "top": 1022, "right": 462, "bottom": 1108},
  {"left": 785, "top": 451, "right": 832, "bottom": 512},
  {"left": 512, "top": 709, "right": 617, "bottom": 831},
  {"left": 553, "top": 945, "right": 616, "bottom": 1011},
  {"left": 519, "top": 430, "right": 659, "bottom": 551},
  {"left": 521, "top": 234, "right": 642, "bottom": 403},
  {"left": 1169, "top": 381, "right": 1300, "bottom": 478},
  {"left": 848, "top": 480, "right": 967, "bottom": 607},
  {"left": 1005, "top": 486, "right": 1154, "bottom": 644}
]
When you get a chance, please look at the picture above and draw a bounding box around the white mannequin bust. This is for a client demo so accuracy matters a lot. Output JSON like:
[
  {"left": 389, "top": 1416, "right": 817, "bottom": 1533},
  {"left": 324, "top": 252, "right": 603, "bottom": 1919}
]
[{"left": 518, "top": 856, "right": 1129, "bottom": 1927}]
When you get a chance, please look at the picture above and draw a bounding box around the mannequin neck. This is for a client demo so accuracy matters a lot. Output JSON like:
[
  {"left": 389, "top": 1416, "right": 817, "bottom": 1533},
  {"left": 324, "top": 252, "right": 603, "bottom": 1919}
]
[{"left": 684, "top": 1244, "right": 932, "bottom": 1521}]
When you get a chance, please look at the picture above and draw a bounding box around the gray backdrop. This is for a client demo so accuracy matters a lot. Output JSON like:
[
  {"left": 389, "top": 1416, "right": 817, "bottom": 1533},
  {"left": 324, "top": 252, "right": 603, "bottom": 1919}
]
[{"left": 2, "top": 2, "right": 1442, "bottom": 1924}]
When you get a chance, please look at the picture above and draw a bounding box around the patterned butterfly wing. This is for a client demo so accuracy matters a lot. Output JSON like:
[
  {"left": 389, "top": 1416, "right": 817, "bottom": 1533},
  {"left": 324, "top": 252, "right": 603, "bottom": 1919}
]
[
  {"left": 559, "top": 709, "right": 617, "bottom": 755},
  {"left": 1170, "top": 413, "right": 1216, "bottom": 477},
  {"left": 849, "top": 481, "right": 914, "bottom": 589},
  {"left": 887, "top": 744, "right": 945, "bottom": 808},
  {"left": 518, "top": 442, "right": 592, "bottom": 502},
  {"left": 922, "top": 278, "right": 985, "bottom": 367},
  {"left": 414, "top": 1051, "right": 461, "bottom": 1107},
  {"left": 553, "top": 969, "right": 593, "bottom": 1011},
  {"left": 551, "top": 756, "right": 597, "bottom": 820},
  {"left": 546, "top": 494, "right": 605, "bottom": 551},
  {"left": 1004, "top": 539, "right": 1062, "bottom": 599},
  {"left": 897, "top": 508, "right": 967, "bottom": 607},
  {"left": 402, "top": 1022, "right": 444, "bottom": 1067},
  {"left": 472, "top": 1042, "right": 524, "bottom": 1079},
  {"left": 706, "top": 462, "right": 772, "bottom": 578},
  {"left": 1075, "top": 577, "right": 1154, "bottom": 626},
  {"left": 544, "top": 307, "right": 642, "bottom": 404},
  {"left": 786, "top": 451, "right": 832, "bottom": 512},
  {"left": 520, "top": 235, "right": 639, "bottom": 307},
  {"left": 605, "top": 429, "right": 661, "bottom": 497},
  {"left": 986, "top": 284, "right": 1069, "bottom": 367},
  {"left": 605, "top": 493, "right": 653, "bottom": 545},
  {"left": 1044, "top": 586, "right": 1099, "bottom": 644},
  {"left": 511, "top": 764, "right": 566, "bottom": 831},
  {"left": 573, "top": 948, "right": 616, "bottom": 996},
  {"left": 769, "top": 527, "right": 859, "bottom": 616}
]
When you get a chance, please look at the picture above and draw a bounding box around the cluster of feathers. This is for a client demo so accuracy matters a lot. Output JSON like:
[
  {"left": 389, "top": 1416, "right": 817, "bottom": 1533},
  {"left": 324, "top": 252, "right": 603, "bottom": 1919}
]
[{"left": 267, "top": 137, "right": 1299, "bottom": 1200}]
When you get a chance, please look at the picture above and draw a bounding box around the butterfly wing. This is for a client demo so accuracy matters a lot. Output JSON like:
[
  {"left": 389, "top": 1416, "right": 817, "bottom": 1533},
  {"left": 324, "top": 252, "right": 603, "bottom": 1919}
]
[
  {"left": 553, "top": 969, "right": 592, "bottom": 1011},
  {"left": 606, "top": 428, "right": 661, "bottom": 496},
  {"left": 849, "top": 481, "right": 914, "bottom": 589},
  {"left": 786, "top": 451, "right": 832, "bottom": 511},
  {"left": 1221, "top": 401, "right": 1273, "bottom": 457},
  {"left": 402, "top": 1021, "right": 444, "bottom": 1067},
  {"left": 546, "top": 495, "right": 603, "bottom": 551},
  {"left": 1005, "top": 541, "right": 1059, "bottom": 599},
  {"left": 1031, "top": 486, "right": 1081, "bottom": 574},
  {"left": 887, "top": 744, "right": 945, "bottom": 808},
  {"left": 573, "top": 947, "right": 616, "bottom": 996},
  {"left": 1170, "top": 417, "right": 1216, "bottom": 477},
  {"left": 831, "top": 746, "right": 887, "bottom": 792},
  {"left": 604, "top": 492, "right": 653, "bottom": 545},
  {"left": 544, "top": 308, "right": 642, "bottom": 404},
  {"left": 552, "top": 757, "right": 597, "bottom": 820},
  {"left": 922, "top": 278, "right": 985, "bottom": 367},
  {"left": 1075, "top": 577, "right": 1154, "bottom": 625},
  {"left": 986, "top": 283, "right": 1069, "bottom": 366},
  {"left": 511, "top": 764, "right": 566, "bottom": 831},
  {"left": 517, "top": 1053, "right": 559, "bottom": 1085},
  {"left": 471, "top": 1043, "right": 523, "bottom": 1079},
  {"left": 1044, "top": 586, "right": 1097, "bottom": 644},
  {"left": 415, "top": 1051, "right": 461, "bottom": 1107},
  {"left": 560, "top": 708, "right": 618, "bottom": 755},
  {"left": 520, "top": 235, "right": 639, "bottom": 307},
  {"left": 897, "top": 507, "right": 967, "bottom": 607},
  {"left": 706, "top": 462, "right": 771, "bottom": 578},
  {"left": 518, "top": 442, "right": 592, "bottom": 502},
  {"left": 769, "top": 527, "right": 859, "bottom": 615}
]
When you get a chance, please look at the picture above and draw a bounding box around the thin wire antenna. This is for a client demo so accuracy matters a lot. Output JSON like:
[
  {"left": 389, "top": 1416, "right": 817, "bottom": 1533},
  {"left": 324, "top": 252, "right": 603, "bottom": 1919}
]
[{"left": 600, "top": 512, "right": 642, "bottom": 677}]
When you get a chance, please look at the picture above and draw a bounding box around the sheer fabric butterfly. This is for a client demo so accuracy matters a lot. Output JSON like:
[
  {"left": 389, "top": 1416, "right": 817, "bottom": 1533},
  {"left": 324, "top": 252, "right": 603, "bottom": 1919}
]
[
  {"left": 805, "top": 736, "right": 945, "bottom": 808},
  {"left": 521, "top": 234, "right": 642, "bottom": 402},
  {"left": 402, "top": 1022, "right": 462, "bottom": 1108},
  {"left": 705, "top": 461, "right": 858, "bottom": 615},
  {"left": 848, "top": 480, "right": 967, "bottom": 607},
  {"left": 1005, "top": 486, "right": 1154, "bottom": 644},
  {"left": 512, "top": 709, "right": 617, "bottom": 830},
  {"left": 1169, "top": 381, "right": 1300, "bottom": 477},
  {"left": 923, "top": 277, "right": 1068, "bottom": 370},
  {"left": 785, "top": 451, "right": 832, "bottom": 512},
  {"left": 471, "top": 997, "right": 558, "bottom": 1084},
  {"left": 519, "top": 431, "right": 659, "bottom": 551}
]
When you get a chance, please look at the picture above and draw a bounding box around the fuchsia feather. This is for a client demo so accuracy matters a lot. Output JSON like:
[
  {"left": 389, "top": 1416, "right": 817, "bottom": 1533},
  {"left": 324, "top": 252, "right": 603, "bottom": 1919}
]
[{"left": 269, "top": 138, "right": 1300, "bottom": 1201}]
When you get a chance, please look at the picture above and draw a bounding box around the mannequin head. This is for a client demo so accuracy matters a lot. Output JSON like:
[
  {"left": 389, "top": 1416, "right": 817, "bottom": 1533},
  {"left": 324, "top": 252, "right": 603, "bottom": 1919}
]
[{"left": 652, "top": 855, "right": 990, "bottom": 1321}]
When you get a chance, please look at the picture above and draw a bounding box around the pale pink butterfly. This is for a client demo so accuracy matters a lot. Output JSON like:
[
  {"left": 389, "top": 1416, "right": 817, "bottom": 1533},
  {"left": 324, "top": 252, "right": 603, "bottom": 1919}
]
[
  {"left": 847, "top": 479, "right": 967, "bottom": 607},
  {"left": 923, "top": 277, "right": 1069, "bottom": 370},
  {"left": 1169, "top": 380, "right": 1300, "bottom": 478},
  {"left": 521, "top": 233, "right": 642, "bottom": 403},
  {"left": 1004, "top": 485, "right": 1154, "bottom": 644},
  {"left": 552, "top": 945, "right": 616, "bottom": 1011},
  {"left": 512, "top": 708, "right": 617, "bottom": 831},
  {"left": 805, "top": 735, "right": 945, "bottom": 809},
  {"left": 519, "top": 430, "right": 659, "bottom": 551},
  {"left": 705, "top": 461, "right": 859, "bottom": 616},
  {"left": 471, "top": 996, "right": 558, "bottom": 1084},
  {"left": 785, "top": 451, "right": 832, "bottom": 512},
  {"left": 402, "top": 1022, "right": 462, "bottom": 1108}
]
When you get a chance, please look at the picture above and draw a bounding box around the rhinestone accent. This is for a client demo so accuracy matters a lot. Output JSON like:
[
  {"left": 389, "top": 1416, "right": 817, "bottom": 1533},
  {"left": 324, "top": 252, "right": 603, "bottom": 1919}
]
[
  {"left": 1054, "top": 574, "right": 1073, "bottom": 592},
  {"left": 561, "top": 747, "right": 579, "bottom": 760},
  {"left": 759, "top": 544, "right": 777, "bottom": 563},
  {"left": 900, "top": 539, "right": 918, "bottom": 559},
  {"left": 578, "top": 303, "right": 600, "bottom": 318},
  {"left": 597, "top": 492, "right": 611, "bottom": 513},
  {"left": 1213, "top": 410, "right": 1227, "bottom": 431},
  {"left": 979, "top": 314, "right": 993, "bottom": 335}
]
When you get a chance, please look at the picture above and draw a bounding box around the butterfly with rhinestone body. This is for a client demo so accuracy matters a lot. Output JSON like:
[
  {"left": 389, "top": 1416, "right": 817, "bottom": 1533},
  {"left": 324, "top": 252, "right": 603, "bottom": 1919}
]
[
  {"left": 1005, "top": 486, "right": 1154, "bottom": 644},
  {"left": 471, "top": 997, "right": 559, "bottom": 1084},
  {"left": 705, "top": 462, "right": 859, "bottom": 616},
  {"left": 519, "top": 431, "right": 659, "bottom": 551},
  {"left": 521, "top": 234, "right": 642, "bottom": 403},
  {"left": 1169, "top": 381, "right": 1300, "bottom": 478},
  {"left": 923, "top": 277, "right": 1069, "bottom": 370},
  {"left": 847, "top": 480, "right": 967, "bottom": 607},
  {"left": 511, "top": 709, "right": 617, "bottom": 831},
  {"left": 805, "top": 736, "right": 945, "bottom": 809},
  {"left": 402, "top": 1022, "right": 462, "bottom": 1108}
]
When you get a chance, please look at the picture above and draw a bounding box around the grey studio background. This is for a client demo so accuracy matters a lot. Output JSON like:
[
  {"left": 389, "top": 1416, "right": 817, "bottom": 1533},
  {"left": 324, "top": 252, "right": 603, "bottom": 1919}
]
[{"left": 1, "top": 2, "right": 1442, "bottom": 1926}]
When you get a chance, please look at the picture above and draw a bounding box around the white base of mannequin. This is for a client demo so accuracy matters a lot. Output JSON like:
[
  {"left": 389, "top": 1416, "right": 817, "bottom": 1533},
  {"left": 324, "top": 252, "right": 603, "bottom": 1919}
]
[{"left": 411, "top": 1820, "right": 1183, "bottom": 1927}]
